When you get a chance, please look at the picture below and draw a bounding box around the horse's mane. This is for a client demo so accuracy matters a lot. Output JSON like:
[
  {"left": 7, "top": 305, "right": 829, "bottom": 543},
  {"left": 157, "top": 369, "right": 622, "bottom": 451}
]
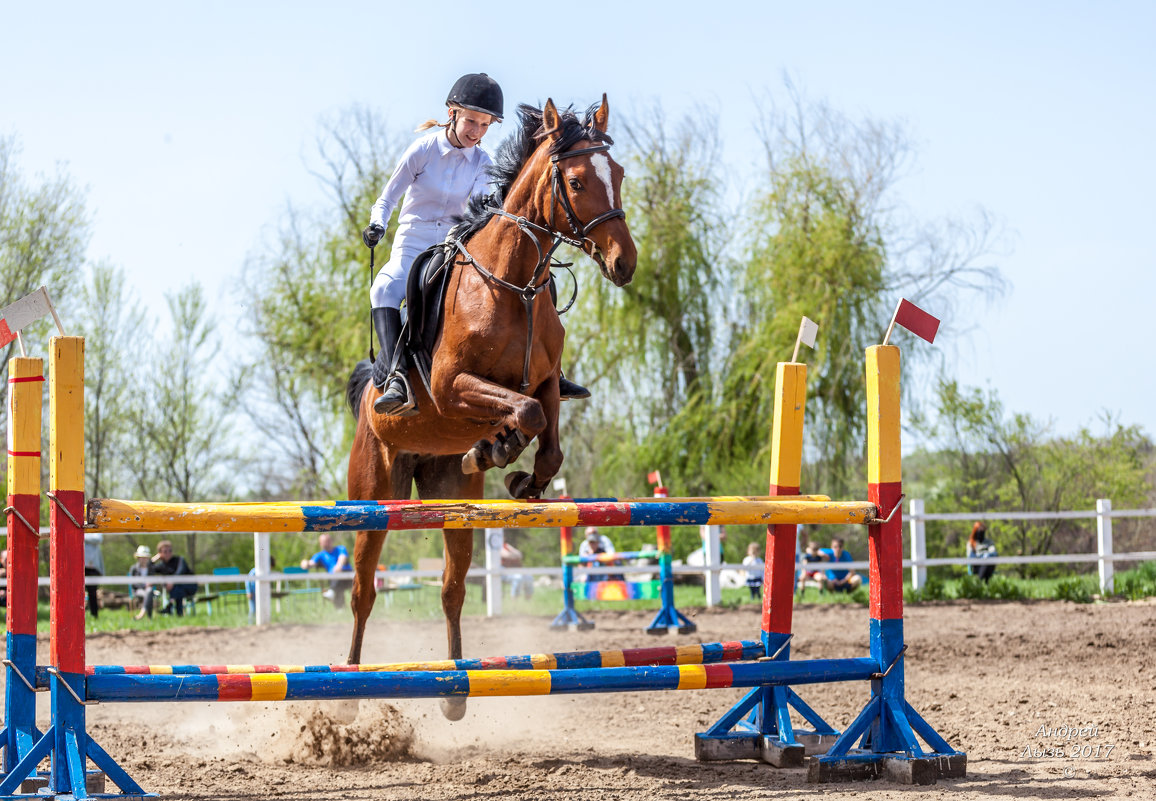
[{"left": 451, "top": 102, "right": 614, "bottom": 241}]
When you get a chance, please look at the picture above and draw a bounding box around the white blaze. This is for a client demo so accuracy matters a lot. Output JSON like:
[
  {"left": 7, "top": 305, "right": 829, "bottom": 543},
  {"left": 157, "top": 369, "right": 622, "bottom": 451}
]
[{"left": 590, "top": 153, "right": 615, "bottom": 210}]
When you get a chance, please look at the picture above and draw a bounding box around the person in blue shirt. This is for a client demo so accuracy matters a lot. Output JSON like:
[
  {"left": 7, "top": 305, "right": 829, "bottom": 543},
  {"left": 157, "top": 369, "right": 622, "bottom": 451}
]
[
  {"left": 819, "top": 537, "right": 863, "bottom": 593},
  {"left": 301, "top": 534, "right": 353, "bottom": 608},
  {"left": 361, "top": 73, "right": 589, "bottom": 417}
]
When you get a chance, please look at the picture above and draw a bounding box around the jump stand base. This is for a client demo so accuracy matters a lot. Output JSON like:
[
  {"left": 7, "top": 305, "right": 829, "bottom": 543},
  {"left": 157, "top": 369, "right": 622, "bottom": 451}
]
[
  {"left": 548, "top": 621, "right": 596, "bottom": 632},
  {"left": 644, "top": 624, "right": 696, "bottom": 636},
  {"left": 694, "top": 732, "right": 838, "bottom": 767},
  {"left": 808, "top": 752, "right": 967, "bottom": 785},
  {"left": 2, "top": 769, "right": 108, "bottom": 799}
]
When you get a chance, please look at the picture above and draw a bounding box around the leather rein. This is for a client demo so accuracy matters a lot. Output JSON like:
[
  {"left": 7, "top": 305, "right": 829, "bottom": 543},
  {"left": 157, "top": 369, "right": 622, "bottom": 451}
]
[{"left": 452, "top": 142, "right": 624, "bottom": 392}]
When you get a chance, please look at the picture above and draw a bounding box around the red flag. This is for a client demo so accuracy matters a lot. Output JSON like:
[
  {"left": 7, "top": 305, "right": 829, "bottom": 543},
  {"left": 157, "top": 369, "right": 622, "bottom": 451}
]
[
  {"left": 647, "top": 471, "right": 661, "bottom": 485},
  {"left": 892, "top": 299, "right": 940, "bottom": 344}
]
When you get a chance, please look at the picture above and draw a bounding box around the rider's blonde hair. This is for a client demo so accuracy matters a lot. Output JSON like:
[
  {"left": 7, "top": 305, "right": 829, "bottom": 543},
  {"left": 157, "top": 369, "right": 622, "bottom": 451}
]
[{"left": 416, "top": 103, "right": 464, "bottom": 133}]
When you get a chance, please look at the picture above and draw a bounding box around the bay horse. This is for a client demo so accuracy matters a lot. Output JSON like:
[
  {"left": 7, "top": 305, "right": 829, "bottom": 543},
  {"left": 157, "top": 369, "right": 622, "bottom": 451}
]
[{"left": 345, "top": 97, "right": 637, "bottom": 718}]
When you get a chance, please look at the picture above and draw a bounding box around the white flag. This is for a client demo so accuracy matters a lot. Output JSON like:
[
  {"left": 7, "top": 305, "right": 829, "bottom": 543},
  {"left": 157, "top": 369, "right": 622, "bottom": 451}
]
[
  {"left": 0, "top": 287, "right": 54, "bottom": 347},
  {"left": 798, "top": 316, "right": 818, "bottom": 349}
]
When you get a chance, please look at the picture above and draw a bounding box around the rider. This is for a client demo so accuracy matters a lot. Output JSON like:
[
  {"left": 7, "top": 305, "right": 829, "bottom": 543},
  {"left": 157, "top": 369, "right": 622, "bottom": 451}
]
[{"left": 361, "top": 73, "right": 590, "bottom": 417}]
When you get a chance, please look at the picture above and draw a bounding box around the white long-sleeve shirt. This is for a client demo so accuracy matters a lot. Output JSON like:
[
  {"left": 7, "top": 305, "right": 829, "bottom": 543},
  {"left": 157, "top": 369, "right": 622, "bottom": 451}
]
[{"left": 370, "top": 128, "right": 493, "bottom": 231}]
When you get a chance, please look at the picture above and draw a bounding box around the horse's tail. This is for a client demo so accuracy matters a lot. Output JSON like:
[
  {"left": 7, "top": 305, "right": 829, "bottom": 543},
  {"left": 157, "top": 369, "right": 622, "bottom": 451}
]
[{"left": 347, "top": 359, "right": 374, "bottom": 420}]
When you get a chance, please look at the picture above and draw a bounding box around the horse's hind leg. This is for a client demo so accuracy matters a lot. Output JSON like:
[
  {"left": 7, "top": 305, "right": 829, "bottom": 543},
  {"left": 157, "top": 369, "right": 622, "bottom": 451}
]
[{"left": 415, "top": 454, "right": 484, "bottom": 720}]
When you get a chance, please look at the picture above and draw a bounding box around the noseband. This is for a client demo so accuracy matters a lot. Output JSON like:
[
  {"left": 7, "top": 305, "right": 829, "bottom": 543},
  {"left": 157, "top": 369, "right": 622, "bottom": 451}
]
[{"left": 451, "top": 139, "right": 625, "bottom": 393}]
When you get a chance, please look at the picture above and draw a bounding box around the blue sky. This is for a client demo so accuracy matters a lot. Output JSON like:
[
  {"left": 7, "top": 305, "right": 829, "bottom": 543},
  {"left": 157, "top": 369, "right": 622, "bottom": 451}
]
[{"left": 3, "top": 1, "right": 1154, "bottom": 442}]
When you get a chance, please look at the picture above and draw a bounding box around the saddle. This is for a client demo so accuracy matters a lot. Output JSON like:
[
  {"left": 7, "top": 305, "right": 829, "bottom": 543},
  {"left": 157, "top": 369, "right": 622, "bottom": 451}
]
[{"left": 400, "top": 242, "right": 455, "bottom": 397}]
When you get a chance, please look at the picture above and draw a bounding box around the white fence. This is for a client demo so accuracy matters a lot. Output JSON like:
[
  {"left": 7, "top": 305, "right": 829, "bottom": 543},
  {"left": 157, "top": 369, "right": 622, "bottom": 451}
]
[{"left": 20, "top": 499, "right": 1156, "bottom": 623}]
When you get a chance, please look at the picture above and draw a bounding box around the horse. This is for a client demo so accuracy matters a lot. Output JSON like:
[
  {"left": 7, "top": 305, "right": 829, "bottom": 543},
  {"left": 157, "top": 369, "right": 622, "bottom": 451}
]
[{"left": 345, "top": 96, "right": 637, "bottom": 718}]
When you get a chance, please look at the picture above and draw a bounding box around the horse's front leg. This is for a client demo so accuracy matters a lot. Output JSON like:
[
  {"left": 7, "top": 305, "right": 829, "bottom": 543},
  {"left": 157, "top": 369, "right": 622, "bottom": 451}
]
[
  {"left": 436, "top": 372, "right": 548, "bottom": 474},
  {"left": 506, "top": 375, "right": 563, "bottom": 499}
]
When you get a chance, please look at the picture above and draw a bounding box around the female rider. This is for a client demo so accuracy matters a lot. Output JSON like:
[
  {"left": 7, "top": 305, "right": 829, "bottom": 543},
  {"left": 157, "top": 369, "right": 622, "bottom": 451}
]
[{"left": 361, "top": 73, "right": 587, "bottom": 416}]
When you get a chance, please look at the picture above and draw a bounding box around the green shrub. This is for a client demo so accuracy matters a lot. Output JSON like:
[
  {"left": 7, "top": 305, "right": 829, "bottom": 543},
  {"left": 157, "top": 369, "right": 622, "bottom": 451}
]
[
  {"left": 954, "top": 574, "right": 989, "bottom": 600},
  {"left": 983, "top": 575, "right": 1026, "bottom": 600},
  {"left": 1115, "top": 562, "right": 1156, "bottom": 601},
  {"left": 905, "top": 575, "right": 949, "bottom": 603},
  {"left": 1053, "top": 577, "right": 1093, "bottom": 604}
]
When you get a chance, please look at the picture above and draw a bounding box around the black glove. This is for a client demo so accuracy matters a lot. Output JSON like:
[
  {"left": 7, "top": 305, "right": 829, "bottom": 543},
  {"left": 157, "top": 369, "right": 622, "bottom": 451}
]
[{"left": 362, "top": 222, "right": 385, "bottom": 249}]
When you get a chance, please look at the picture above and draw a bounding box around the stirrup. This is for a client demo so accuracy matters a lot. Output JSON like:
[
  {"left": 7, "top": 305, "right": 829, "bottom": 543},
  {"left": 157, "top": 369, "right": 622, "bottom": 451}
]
[{"left": 374, "top": 373, "right": 418, "bottom": 417}]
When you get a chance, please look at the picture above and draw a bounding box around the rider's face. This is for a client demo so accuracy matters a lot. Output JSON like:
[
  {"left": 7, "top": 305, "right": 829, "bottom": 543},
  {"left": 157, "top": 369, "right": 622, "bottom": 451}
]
[{"left": 450, "top": 108, "right": 494, "bottom": 148}]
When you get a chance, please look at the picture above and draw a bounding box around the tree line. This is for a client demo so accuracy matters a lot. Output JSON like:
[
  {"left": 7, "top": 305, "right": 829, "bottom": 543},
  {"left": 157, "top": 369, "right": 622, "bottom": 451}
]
[{"left": 1, "top": 87, "right": 1151, "bottom": 577}]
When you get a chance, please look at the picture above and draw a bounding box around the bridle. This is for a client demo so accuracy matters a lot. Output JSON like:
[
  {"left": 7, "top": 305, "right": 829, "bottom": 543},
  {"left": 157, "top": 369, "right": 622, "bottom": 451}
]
[{"left": 452, "top": 138, "right": 625, "bottom": 392}]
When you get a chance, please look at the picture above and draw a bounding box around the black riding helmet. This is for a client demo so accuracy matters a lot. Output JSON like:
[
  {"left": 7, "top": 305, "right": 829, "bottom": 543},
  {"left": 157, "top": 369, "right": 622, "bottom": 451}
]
[{"left": 446, "top": 73, "right": 503, "bottom": 121}]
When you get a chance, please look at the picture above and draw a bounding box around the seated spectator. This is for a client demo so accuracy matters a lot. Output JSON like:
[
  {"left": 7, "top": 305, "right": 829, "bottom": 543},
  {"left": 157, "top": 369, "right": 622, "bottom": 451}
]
[
  {"left": 128, "top": 545, "right": 158, "bottom": 620},
  {"left": 301, "top": 533, "right": 353, "bottom": 608},
  {"left": 84, "top": 532, "right": 104, "bottom": 619},
  {"left": 819, "top": 537, "right": 863, "bottom": 593},
  {"left": 578, "top": 527, "right": 615, "bottom": 558},
  {"left": 796, "top": 539, "right": 827, "bottom": 593},
  {"left": 152, "top": 540, "right": 198, "bottom": 616},
  {"left": 742, "top": 542, "right": 764, "bottom": 600},
  {"left": 967, "top": 522, "right": 998, "bottom": 582}
]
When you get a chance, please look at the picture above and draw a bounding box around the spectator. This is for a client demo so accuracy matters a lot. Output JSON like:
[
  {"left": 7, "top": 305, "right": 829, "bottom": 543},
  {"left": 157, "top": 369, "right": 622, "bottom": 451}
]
[
  {"left": 796, "top": 539, "right": 828, "bottom": 594},
  {"left": 742, "top": 542, "right": 764, "bottom": 600},
  {"left": 301, "top": 533, "right": 353, "bottom": 608},
  {"left": 501, "top": 537, "right": 533, "bottom": 600},
  {"left": 83, "top": 532, "right": 104, "bottom": 619},
  {"left": 578, "top": 527, "right": 615, "bottom": 557},
  {"left": 128, "top": 545, "right": 158, "bottom": 620},
  {"left": 967, "top": 522, "right": 998, "bottom": 582},
  {"left": 819, "top": 537, "right": 863, "bottom": 593},
  {"left": 152, "top": 540, "right": 198, "bottom": 616},
  {"left": 247, "top": 556, "right": 277, "bottom": 620}
]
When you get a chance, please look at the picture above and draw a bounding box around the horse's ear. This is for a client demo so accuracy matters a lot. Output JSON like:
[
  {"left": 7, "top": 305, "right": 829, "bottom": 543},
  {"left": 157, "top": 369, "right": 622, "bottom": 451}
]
[
  {"left": 542, "top": 99, "right": 562, "bottom": 139},
  {"left": 593, "top": 93, "right": 609, "bottom": 133}
]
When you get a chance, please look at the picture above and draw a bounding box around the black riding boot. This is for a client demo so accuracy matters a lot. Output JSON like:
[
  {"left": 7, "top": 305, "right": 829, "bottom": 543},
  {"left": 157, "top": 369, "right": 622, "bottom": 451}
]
[
  {"left": 558, "top": 373, "right": 590, "bottom": 401},
  {"left": 548, "top": 278, "right": 591, "bottom": 401},
  {"left": 371, "top": 307, "right": 417, "bottom": 417}
]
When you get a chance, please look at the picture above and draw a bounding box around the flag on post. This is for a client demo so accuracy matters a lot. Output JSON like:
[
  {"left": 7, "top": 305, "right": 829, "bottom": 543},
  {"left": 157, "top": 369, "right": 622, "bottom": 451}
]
[
  {"left": 792, "top": 316, "right": 819, "bottom": 362},
  {"left": 0, "top": 287, "right": 59, "bottom": 347},
  {"left": 647, "top": 470, "right": 662, "bottom": 486},
  {"left": 885, "top": 298, "right": 940, "bottom": 345}
]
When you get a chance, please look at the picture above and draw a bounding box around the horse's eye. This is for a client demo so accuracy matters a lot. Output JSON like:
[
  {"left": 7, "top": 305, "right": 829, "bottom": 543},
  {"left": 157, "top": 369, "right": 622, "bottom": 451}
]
[{"left": 568, "top": 178, "right": 582, "bottom": 191}]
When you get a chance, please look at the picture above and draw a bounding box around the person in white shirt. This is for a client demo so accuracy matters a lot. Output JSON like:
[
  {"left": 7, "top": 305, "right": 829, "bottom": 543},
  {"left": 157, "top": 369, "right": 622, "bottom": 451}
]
[
  {"left": 361, "top": 73, "right": 589, "bottom": 417},
  {"left": 360, "top": 73, "right": 502, "bottom": 417},
  {"left": 577, "top": 526, "right": 615, "bottom": 557}
]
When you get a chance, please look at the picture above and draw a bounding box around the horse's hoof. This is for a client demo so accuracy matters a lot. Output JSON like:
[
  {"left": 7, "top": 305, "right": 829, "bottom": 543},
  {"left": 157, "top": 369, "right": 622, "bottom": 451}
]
[
  {"left": 440, "top": 697, "right": 468, "bottom": 721},
  {"left": 504, "top": 471, "right": 543, "bottom": 497}
]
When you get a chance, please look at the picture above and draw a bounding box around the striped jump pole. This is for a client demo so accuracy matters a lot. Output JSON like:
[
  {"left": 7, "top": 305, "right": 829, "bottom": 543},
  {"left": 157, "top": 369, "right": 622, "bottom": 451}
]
[
  {"left": 696, "top": 360, "right": 837, "bottom": 766},
  {"left": 645, "top": 483, "right": 695, "bottom": 635},
  {"left": 808, "top": 345, "right": 964, "bottom": 784},
  {"left": 58, "top": 640, "right": 766, "bottom": 682},
  {"left": 85, "top": 496, "right": 875, "bottom": 533},
  {"left": 0, "top": 337, "right": 149, "bottom": 799},
  {"left": 549, "top": 496, "right": 594, "bottom": 630},
  {"left": 2, "top": 356, "right": 45, "bottom": 784},
  {"left": 83, "top": 657, "right": 880, "bottom": 704}
]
